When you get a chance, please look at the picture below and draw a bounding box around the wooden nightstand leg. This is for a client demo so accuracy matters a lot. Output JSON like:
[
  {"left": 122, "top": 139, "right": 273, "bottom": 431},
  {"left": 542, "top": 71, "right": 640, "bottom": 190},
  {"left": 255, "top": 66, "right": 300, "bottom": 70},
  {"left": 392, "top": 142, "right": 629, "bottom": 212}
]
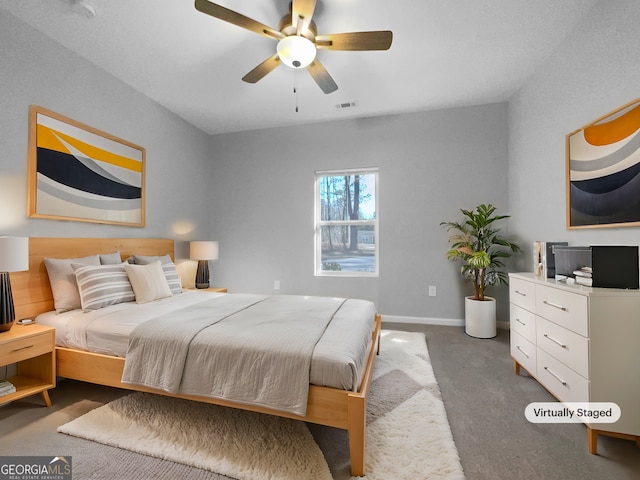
[
  {"left": 41, "top": 389, "right": 52, "bottom": 407},
  {"left": 514, "top": 360, "right": 521, "bottom": 376},
  {"left": 588, "top": 427, "right": 598, "bottom": 454}
]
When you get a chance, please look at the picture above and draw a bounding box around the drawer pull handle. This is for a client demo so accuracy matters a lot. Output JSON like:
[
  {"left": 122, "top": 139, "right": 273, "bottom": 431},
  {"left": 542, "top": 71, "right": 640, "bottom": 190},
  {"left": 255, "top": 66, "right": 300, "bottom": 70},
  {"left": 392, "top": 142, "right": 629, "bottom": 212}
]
[
  {"left": 514, "top": 290, "right": 527, "bottom": 297},
  {"left": 543, "top": 334, "right": 567, "bottom": 349},
  {"left": 544, "top": 366, "right": 567, "bottom": 386},
  {"left": 542, "top": 300, "right": 567, "bottom": 311},
  {"left": 516, "top": 318, "right": 526, "bottom": 326},
  {"left": 11, "top": 344, "right": 34, "bottom": 353},
  {"left": 516, "top": 346, "right": 530, "bottom": 359}
]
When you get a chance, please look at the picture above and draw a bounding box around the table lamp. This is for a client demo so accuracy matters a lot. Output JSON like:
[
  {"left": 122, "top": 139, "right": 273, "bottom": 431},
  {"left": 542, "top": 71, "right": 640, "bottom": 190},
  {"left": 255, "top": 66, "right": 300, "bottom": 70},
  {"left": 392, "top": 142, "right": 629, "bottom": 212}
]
[
  {"left": 0, "top": 237, "right": 29, "bottom": 332},
  {"left": 190, "top": 241, "right": 219, "bottom": 289}
]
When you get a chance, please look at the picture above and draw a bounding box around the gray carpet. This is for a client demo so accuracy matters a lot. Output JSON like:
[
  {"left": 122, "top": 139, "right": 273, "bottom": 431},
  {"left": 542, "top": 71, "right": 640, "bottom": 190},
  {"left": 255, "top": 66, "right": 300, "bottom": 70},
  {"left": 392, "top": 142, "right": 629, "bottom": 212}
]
[
  {"left": 410, "top": 324, "right": 640, "bottom": 480},
  {"left": 1, "top": 324, "right": 639, "bottom": 479}
]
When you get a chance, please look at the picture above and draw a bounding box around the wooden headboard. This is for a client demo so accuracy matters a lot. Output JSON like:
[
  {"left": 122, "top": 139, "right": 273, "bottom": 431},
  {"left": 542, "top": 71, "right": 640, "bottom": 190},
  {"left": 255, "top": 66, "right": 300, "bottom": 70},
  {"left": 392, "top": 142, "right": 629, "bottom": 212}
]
[{"left": 11, "top": 237, "right": 175, "bottom": 320}]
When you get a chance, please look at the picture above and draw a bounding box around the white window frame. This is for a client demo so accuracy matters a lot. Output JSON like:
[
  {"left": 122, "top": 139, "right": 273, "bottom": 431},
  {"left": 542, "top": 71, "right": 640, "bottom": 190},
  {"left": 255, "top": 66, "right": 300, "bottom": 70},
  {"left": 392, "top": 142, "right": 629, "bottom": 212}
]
[{"left": 314, "top": 167, "right": 379, "bottom": 277}]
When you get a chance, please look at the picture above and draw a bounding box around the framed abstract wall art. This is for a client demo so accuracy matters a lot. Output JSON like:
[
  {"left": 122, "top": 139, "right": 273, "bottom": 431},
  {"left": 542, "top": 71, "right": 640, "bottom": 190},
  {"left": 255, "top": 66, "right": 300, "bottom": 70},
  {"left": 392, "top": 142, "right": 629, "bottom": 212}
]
[
  {"left": 27, "top": 105, "right": 145, "bottom": 226},
  {"left": 566, "top": 98, "right": 640, "bottom": 229}
]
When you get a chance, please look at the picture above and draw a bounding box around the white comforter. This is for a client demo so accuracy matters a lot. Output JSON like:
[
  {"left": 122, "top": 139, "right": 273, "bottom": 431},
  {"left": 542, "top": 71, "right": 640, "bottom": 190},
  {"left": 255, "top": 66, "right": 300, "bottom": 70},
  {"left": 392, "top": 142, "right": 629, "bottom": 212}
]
[{"left": 37, "top": 291, "right": 376, "bottom": 415}]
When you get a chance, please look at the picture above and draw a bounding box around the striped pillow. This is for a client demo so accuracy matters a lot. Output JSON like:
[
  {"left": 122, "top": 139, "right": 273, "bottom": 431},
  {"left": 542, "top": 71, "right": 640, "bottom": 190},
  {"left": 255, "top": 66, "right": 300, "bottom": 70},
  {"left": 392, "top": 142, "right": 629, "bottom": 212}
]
[
  {"left": 73, "top": 264, "right": 135, "bottom": 312},
  {"left": 132, "top": 254, "right": 182, "bottom": 294}
]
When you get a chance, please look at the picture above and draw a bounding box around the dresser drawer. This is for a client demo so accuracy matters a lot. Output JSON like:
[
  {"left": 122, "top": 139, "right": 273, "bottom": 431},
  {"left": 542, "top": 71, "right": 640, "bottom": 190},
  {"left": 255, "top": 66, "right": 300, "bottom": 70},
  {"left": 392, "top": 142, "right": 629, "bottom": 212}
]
[
  {"left": 535, "top": 285, "right": 588, "bottom": 336},
  {"left": 0, "top": 330, "right": 53, "bottom": 366},
  {"left": 510, "top": 277, "right": 536, "bottom": 311},
  {"left": 510, "top": 303, "right": 536, "bottom": 343},
  {"left": 537, "top": 317, "right": 589, "bottom": 378},
  {"left": 510, "top": 330, "right": 537, "bottom": 376},
  {"left": 537, "top": 349, "right": 589, "bottom": 403}
]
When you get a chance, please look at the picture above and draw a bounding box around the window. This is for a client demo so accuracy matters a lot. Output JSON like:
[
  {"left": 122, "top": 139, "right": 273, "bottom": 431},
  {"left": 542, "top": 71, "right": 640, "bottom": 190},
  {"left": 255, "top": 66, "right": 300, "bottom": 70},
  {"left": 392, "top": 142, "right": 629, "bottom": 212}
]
[{"left": 315, "top": 168, "right": 378, "bottom": 276}]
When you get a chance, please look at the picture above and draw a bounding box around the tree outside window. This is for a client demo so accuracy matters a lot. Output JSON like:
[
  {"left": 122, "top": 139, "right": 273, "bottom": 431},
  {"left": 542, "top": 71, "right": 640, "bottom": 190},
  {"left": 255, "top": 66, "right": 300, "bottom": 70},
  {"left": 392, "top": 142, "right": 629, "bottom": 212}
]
[{"left": 315, "top": 169, "right": 378, "bottom": 276}]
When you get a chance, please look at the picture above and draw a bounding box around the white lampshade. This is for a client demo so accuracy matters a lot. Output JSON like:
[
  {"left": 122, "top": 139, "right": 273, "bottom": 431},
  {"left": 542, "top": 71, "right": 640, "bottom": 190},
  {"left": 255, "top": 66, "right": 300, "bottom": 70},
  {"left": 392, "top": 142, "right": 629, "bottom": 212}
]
[
  {"left": 277, "top": 35, "right": 316, "bottom": 69},
  {"left": 0, "top": 237, "right": 29, "bottom": 272},
  {"left": 190, "top": 241, "right": 219, "bottom": 261}
]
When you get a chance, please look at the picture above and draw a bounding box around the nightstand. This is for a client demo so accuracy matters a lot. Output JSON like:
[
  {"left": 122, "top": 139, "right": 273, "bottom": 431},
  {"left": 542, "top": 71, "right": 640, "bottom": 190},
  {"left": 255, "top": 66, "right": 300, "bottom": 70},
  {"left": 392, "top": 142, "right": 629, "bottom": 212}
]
[
  {"left": 187, "top": 287, "right": 227, "bottom": 293},
  {"left": 0, "top": 324, "right": 56, "bottom": 407}
]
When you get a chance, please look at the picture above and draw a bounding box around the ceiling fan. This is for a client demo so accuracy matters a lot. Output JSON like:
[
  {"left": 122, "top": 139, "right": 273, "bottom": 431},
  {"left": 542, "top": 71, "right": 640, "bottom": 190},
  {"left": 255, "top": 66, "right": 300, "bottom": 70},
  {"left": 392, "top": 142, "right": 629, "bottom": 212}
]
[{"left": 194, "top": 0, "right": 393, "bottom": 94}]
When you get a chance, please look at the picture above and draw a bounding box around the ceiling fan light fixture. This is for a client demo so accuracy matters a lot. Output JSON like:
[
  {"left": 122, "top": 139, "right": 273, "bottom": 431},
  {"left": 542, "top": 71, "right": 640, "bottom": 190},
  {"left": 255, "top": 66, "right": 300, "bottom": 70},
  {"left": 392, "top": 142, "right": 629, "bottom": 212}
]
[{"left": 277, "top": 35, "right": 316, "bottom": 69}]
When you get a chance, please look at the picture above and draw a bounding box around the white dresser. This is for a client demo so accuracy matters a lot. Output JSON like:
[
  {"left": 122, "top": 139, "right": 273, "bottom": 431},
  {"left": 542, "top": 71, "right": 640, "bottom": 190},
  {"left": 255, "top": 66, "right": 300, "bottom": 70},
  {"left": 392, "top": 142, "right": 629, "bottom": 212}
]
[{"left": 509, "top": 272, "right": 640, "bottom": 453}]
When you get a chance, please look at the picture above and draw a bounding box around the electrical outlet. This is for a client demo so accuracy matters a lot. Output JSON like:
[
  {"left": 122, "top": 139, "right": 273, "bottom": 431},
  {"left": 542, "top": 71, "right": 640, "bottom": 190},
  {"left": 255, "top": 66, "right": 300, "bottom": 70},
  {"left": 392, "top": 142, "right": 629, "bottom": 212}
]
[
  {"left": 428, "top": 285, "right": 436, "bottom": 297},
  {"left": 274, "top": 280, "right": 280, "bottom": 290}
]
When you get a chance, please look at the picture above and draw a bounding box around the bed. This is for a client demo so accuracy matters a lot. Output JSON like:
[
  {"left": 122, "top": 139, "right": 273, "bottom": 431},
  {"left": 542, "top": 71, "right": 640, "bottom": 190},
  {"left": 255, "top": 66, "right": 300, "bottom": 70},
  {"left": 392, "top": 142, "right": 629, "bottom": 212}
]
[{"left": 12, "top": 237, "right": 381, "bottom": 477}]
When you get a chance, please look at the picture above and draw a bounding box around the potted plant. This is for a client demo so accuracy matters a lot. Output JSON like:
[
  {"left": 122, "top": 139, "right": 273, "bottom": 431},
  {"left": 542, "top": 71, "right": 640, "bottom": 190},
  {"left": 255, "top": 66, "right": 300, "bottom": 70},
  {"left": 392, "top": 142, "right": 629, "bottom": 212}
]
[{"left": 441, "top": 203, "right": 520, "bottom": 338}]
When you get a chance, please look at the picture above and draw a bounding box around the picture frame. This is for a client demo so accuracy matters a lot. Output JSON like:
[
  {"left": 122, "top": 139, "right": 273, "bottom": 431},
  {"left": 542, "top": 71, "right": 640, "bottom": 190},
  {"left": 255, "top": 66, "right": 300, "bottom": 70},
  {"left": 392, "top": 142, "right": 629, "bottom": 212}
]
[
  {"left": 566, "top": 98, "right": 640, "bottom": 229},
  {"left": 27, "top": 105, "right": 145, "bottom": 226}
]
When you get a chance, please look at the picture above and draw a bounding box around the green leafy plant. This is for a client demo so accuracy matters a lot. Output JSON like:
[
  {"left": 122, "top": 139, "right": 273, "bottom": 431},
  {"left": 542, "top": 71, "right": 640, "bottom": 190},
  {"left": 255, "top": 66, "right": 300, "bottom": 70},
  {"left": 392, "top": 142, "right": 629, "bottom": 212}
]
[{"left": 441, "top": 204, "right": 520, "bottom": 301}]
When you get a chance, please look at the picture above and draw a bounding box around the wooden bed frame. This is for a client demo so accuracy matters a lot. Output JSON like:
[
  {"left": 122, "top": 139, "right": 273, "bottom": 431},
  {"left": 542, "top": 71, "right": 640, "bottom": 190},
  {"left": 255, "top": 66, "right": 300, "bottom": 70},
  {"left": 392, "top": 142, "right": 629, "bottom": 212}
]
[{"left": 12, "top": 237, "right": 381, "bottom": 477}]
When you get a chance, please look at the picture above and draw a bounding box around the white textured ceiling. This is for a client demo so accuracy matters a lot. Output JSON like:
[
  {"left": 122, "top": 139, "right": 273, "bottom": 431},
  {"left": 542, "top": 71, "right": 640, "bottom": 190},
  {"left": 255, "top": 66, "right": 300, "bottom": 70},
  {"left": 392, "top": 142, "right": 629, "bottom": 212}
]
[{"left": 2, "top": 0, "right": 598, "bottom": 135}]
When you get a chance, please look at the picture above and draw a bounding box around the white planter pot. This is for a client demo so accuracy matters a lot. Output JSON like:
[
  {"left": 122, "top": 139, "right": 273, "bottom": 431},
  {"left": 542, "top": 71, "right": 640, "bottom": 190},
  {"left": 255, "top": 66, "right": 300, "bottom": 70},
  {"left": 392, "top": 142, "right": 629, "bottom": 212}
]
[{"left": 464, "top": 296, "right": 496, "bottom": 338}]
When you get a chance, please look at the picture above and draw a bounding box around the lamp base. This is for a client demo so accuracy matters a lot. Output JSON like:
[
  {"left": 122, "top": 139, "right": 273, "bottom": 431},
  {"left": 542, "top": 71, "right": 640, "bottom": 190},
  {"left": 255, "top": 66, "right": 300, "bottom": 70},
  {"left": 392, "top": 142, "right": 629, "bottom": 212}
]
[
  {"left": 195, "top": 260, "right": 210, "bottom": 289},
  {"left": 0, "top": 320, "right": 14, "bottom": 332},
  {"left": 0, "top": 272, "right": 16, "bottom": 333}
]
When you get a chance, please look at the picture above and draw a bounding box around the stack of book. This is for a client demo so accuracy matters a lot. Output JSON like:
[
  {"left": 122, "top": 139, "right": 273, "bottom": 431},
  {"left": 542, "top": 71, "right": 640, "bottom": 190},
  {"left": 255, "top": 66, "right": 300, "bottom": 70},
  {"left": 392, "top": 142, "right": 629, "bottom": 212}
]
[
  {"left": 573, "top": 267, "right": 593, "bottom": 286},
  {"left": 0, "top": 379, "right": 16, "bottom": 397}
]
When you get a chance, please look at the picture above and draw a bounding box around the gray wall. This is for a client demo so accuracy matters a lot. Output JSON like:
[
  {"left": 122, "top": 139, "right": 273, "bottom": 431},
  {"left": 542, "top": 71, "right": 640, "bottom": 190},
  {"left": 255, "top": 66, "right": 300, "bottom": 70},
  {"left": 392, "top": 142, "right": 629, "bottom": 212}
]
[
  {"left": 509, "top": 0, "right": 640, "bottom": 267},
  {"left": 1, "top": 10, "right": 510, "bottom": 323},
  {"left": 208, "top": 104, "right": 509, "bottom": 321},
  {"left": 0, "top": 12, "right": 213, "bottom": 260}
]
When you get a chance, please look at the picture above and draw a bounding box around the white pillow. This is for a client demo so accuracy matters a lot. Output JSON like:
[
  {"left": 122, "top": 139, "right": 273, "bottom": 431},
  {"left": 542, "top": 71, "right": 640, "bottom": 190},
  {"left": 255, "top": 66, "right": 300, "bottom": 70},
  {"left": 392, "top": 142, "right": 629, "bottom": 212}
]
[
  {"left": 44, "top": 255, "right": 101, "bottom": 312},
  {"left": 132, "top": 254, "right": 182, "bottom": 294},
  {"left": 124, "top": 261, "right": 173, "bottom": 304},
  {"left": 73, "top": 263, "right": 135, "bottom": 312}
]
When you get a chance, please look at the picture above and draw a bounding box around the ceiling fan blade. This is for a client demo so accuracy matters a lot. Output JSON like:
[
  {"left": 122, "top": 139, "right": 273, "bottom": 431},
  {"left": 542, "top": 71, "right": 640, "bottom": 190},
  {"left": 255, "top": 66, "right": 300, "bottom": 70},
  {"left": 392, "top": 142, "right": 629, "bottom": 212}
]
[
  {"left": 291, "top": 0, "right": 317, "bottom": 35},
  {"left": 195, "top": 0, "right": 283, "bottom": 40},
  {"left": 242, "top": 54, "right": 281, "bottom": 83},
  {"left": 315, "top": 31, "right": 393, "bottom": 51},
  {"left": 307, "top": 60, "right": 338, "bottom": 94}
]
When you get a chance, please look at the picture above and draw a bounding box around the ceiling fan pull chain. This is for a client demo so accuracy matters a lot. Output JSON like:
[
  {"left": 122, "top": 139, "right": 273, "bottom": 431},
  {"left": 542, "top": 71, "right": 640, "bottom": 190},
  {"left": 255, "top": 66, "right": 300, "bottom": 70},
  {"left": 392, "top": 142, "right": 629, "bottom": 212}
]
[{"left": 294, "top": 70, "right": 299, "bottom": 113}]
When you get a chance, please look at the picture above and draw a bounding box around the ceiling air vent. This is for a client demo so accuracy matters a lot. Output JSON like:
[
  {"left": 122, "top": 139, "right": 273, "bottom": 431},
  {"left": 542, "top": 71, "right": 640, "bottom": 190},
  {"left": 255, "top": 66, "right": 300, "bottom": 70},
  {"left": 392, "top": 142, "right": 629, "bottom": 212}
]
[{"left": 335, "top": 101, "right": 357, "bottom": 110}]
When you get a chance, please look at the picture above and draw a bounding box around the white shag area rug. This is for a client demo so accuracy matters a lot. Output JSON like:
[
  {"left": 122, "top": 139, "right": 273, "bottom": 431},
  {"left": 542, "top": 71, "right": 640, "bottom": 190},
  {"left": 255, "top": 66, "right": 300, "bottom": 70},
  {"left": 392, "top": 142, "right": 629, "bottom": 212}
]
[
  {"left": 58, "top": 392, "right": 332, "bottom": 480},
  {"left": 355, "top": 330, "right": 465, "bottom": 479},
  {"left": 58, "top": 330, "right": 465, "bottom": 480}
]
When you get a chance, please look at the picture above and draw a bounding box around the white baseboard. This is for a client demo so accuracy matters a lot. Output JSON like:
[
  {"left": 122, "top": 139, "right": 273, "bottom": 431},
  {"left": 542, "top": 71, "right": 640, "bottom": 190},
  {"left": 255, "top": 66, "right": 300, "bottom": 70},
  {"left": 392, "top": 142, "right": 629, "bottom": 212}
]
[
  {"left": 382, "top": 315, "right": 510, "bottom": 330},
  {"left": 382, "top": 315, "right": 464, "bottom": 327}
]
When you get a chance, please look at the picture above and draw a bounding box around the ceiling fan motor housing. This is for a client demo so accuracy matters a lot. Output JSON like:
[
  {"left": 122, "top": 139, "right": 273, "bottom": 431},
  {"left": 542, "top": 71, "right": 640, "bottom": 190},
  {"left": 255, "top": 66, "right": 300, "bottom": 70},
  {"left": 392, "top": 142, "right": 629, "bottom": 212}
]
[{"left": 276, "top": 15, "right": 318, "bottom": 69}]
